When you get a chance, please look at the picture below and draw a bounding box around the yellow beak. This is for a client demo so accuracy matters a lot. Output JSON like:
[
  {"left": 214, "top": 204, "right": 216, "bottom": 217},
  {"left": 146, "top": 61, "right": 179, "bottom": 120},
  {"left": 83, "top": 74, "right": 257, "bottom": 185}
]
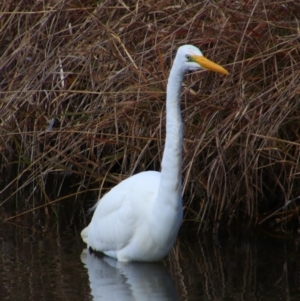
[{"left": 193, "top": 55, "right": 229, "bottom": 75}]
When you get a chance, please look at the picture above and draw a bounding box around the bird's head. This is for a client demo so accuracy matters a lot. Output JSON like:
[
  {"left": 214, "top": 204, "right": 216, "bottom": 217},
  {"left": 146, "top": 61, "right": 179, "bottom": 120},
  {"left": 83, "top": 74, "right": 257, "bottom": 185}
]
[{"left": 176, "top": 45, "right": 229, "bottom": 75}]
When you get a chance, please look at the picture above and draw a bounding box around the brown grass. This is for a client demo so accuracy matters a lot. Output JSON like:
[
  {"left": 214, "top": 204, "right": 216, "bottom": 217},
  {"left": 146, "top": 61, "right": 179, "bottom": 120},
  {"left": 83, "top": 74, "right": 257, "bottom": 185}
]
[{"left": 0, "top": 0, "right": 300, "bottom": 231}]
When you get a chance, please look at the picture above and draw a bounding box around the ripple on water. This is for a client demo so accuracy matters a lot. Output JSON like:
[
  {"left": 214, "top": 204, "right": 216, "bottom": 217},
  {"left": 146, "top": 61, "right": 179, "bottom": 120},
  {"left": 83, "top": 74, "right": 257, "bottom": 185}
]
[{"left": 1, "top": 223, "right": 300, "bottom": 301}]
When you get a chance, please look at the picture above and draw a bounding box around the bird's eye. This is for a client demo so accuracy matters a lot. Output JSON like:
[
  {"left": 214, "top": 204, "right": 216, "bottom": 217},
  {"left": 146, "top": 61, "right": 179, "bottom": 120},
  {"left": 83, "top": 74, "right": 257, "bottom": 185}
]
[{"left": 186, "top": 55, "right": 192, "bottom": 61}]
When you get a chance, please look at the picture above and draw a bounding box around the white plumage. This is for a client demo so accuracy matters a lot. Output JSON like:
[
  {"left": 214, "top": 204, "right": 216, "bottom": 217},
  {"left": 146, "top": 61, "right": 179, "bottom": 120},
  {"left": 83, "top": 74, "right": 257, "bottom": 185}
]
[{"left": 81, "top": 45, "right": 228, "bottom": 262}]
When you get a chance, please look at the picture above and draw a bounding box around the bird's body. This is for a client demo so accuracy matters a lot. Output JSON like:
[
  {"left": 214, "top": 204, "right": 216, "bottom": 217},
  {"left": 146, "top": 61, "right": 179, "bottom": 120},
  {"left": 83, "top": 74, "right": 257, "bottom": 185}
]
[
  {"left": 81, "top": 45, "right": 228, "bottom": 262},
  {"left": 83, "top": 171, "right": 182, "bottom": 262}
]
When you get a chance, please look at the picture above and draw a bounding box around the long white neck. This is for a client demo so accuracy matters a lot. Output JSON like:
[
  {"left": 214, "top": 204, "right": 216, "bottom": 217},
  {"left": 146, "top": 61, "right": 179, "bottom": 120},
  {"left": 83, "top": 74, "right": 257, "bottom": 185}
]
[
  {"left": 148, "top": 57, "right": 184, "bottom": 247},
  {"left": 158, "top": 62, "right": 184, "bottom": 199}
]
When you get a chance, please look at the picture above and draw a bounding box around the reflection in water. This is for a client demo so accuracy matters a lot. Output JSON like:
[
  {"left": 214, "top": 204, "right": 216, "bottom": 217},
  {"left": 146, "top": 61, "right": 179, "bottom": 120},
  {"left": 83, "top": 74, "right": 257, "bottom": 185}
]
[
  {"left": 0, "top": 222, "right": 91, "bottom": 301},
  {"left": 0, "top": 222, "right": 300, "bottom": 300},
  {"left": 81, "top": 249, "right": 178, "bottom": 301},
  {"left": 166, "top": 232, "right": 300, "bottom": 300}
]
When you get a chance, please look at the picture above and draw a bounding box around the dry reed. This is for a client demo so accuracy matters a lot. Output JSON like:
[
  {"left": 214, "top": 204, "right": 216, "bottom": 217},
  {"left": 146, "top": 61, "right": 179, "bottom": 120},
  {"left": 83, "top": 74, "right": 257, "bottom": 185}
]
[{"left": 0, "top": 0, "right": 300, "bottom": 232}]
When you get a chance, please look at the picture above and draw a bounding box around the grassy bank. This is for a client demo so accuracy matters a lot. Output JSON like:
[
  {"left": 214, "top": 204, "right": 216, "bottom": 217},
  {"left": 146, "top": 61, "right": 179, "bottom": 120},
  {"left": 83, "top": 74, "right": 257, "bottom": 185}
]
[{"left": 1, "top": 0, "right": 300, "bottom": 232}]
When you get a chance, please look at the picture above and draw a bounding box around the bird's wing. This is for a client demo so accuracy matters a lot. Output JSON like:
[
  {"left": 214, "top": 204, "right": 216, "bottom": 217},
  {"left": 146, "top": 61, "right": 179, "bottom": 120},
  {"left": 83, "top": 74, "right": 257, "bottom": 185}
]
[{"left": 87, "top": 171, "right": 160, "bottom": 253}]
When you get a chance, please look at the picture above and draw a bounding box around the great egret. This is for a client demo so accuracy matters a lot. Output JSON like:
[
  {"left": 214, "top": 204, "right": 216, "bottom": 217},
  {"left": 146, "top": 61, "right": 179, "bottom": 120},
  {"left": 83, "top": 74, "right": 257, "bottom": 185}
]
[{"left": 81, "top": 45, "right": 229, "bottom": 262}]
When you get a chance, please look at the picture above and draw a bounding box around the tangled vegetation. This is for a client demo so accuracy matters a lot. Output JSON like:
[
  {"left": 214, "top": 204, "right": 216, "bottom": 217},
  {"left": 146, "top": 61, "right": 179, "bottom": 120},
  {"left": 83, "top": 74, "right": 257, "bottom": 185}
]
[{"left": 0, "top": 0, "right": 300, "bottom": 232}]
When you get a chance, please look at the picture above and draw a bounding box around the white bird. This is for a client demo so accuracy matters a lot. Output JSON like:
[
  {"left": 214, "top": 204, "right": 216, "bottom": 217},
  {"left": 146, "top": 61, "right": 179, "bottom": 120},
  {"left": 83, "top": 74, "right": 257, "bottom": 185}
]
[{"left": 81, "top": 45, "right": 229, "bottom": 262}]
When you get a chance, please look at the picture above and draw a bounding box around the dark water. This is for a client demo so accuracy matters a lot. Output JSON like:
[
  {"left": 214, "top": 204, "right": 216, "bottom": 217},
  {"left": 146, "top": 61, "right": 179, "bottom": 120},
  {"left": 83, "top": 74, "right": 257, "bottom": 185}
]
[{"left": 1, "top": 222, "right": 300, "bottom": 301}]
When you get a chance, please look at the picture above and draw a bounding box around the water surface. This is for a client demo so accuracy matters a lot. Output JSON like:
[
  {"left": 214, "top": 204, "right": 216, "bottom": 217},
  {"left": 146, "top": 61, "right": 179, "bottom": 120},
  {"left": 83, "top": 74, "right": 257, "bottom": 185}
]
[{"left": 1, "top": 222, "right": 299, "bottom": 300}]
